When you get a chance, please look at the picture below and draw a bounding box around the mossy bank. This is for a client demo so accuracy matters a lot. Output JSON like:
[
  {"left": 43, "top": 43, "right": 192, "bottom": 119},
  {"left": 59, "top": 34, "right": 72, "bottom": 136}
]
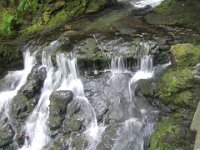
[
  {"left": 145, "top": 0, "right": 200, "bottom": 32},
  {"left": 0, "top": 0, "right": 111, "bottom": 38},
  {"left": 151, "top": 44, "right": 200, "bottom": 150}
]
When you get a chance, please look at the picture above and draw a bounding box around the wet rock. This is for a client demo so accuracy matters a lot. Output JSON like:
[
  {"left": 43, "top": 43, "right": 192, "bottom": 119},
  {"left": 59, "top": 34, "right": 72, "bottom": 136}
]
[
  {"left": 49, "top": 90, "right": 73, "bottom": 130},
  {"left": 51, "top": 132, "right": 88, "bottom": 150},
  {"left": 10, "top": 94, "right": 35, "bottom": 124},
  {"left": 19, "top": 67, "right": 46, "bottom": 99},
  {"left": 64, "top": 96, "right": 96, "bottom": 133},
  {"left": 136, "top": 79, "right": 154, "bottom": 97},
  {"left": 92, "top": 97, "right": 108, "bottom": 121},
  {"left": 96, "top": 124, "right": 122, "bottom": 150},
  {"left": 0, "top": 124, "right": 14, "bottom": 148},
  {"left": 10, "top": 67, "right": 47, "bottom": 130},
  {"left": 63, "top": 99, "right": 83, "bottom": 132}
]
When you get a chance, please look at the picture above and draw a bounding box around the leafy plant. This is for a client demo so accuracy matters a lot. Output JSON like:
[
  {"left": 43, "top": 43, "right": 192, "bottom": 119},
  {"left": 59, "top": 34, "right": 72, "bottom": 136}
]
[{"left": 0, "top": 10, "right": 15, "bottom": 36}]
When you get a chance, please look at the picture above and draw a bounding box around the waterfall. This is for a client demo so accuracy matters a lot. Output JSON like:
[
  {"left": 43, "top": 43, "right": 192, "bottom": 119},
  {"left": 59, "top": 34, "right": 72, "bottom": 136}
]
[
  {"left": 129, "top": 55, "right": 154, "bottom": 101},
  {"left": 111, "top": 57, "right": 126, "bottom": 74},
  {"left": 0, "top": 50, "right": 36, "bottom": 120},
  {"left": 20, "top": 50, "right": 103, "bottom": 149}
]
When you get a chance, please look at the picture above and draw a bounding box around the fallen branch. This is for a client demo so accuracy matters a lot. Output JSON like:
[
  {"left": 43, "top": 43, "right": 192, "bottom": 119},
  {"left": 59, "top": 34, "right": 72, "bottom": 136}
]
[{"left": 92, "top": 34, "right": 108, "bottom": 59}]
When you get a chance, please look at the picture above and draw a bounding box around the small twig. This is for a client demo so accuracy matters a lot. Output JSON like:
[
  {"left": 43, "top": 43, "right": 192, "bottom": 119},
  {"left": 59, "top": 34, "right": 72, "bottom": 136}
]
[{"left": 92, "top": 34, "right": 108, "bottom": 59}]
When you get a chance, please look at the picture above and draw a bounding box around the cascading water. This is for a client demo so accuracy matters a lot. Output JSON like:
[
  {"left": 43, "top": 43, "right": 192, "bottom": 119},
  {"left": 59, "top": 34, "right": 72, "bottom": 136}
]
[
  {"left": 110, "top": 57, "right": 126, "bottom": 74},
  {"left": 0, "top": 50, "right": 36, "bottom": 121},
  {"left": 100, "top": 53, "right": 156, "bottom": 150},
  {"left": 20, "top": 48, "right": 104, "bottom": 150},
  {"left": 57, "top": 54, "right": 105, "bottom": 149},
  {"left": 129, "top": 55, "right": 154, "bottom": 101}
]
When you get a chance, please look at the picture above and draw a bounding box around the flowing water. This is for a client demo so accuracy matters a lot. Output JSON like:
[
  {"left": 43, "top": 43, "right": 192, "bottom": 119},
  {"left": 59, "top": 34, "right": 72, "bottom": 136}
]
[
  {"left": 0, "top": 0, "right": 170, "bottom": 149},
  {"left": 0, "top": 39, "right": 163, "bottom": 150},
  {"left": 0, "top": 50, "right": 36, "bottom": 122}
]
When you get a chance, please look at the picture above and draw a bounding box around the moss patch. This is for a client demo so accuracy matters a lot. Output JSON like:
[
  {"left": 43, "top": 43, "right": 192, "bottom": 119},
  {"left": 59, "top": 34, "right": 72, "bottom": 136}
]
[
  {"left": 171, "top": 44, "right": 200, "bottom": 68},
  {"left": 150, "top": 113, "right": 195, "bottom": 150},
  {"left": 156, "top": 67, "right": 195, "bottom": 107}
]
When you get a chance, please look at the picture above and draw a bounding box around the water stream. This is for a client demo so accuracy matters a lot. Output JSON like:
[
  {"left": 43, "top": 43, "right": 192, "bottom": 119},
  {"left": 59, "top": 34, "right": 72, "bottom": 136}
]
[
  {"left": 0, "top": 0, "right": 169, "bottom": 149},
  {"left": 0, "top": 50, "right": 36, "bottom": 122}
]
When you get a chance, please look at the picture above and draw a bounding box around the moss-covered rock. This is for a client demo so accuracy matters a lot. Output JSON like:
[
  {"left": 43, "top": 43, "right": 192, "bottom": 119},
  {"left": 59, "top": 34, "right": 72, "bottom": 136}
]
[
  {"left": 171, "top": 44, "right": 200, "bottom": 68},
  {"left": 152, "top": 43, "right": 200, "bottom": 149},
  {"left": 0, "top": 0, "right": 110, "bottom": 38},
  {"left": 155, "top": 43, "right": 200, "bottom": 109},
  {"left": 150, "top": 113, "right": 195, "bottom": 150},
  {"left": 156, "top": 68, "right": 195, "bottom": 107},
  {"left": 49, "top": 90, "right": 73, "bottom": 130}
]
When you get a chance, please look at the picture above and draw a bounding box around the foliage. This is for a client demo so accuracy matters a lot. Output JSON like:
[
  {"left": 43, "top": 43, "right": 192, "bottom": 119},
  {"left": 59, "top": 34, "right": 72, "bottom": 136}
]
[{"left": 0, "top": 10, "right": 15, "bottom": 36}]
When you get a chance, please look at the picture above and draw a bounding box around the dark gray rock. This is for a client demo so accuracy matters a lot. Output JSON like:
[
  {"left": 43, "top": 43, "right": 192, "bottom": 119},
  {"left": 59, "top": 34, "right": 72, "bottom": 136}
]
[
  {"left": 0, "top": 124, "right": 14, "bottom": 148},
  {"left": 135, "top": 79, "right": 154, "bottom": 97},
  {"left": 10, "top": 67, "right": 46, "bottom": 118},
  {"left": 63, "top": 96, "right": 96, "bottom": 133},
  {"left": 96, "top": 124, "right": 122, "bottom": 150},
  {"left": 19, "top": 67, "right": 46, "bottom": 99},
  {"left": 49, "top": 90, "right": 73, "bottom": 130}
]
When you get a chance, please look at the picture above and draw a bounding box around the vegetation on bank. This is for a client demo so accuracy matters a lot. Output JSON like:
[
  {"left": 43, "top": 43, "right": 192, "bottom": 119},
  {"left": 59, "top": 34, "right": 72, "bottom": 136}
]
[
  {"left": 151, "top": 44, "right": 200, "bottom": 150},
  {"left": 0, "top": 0, "right": 110, "bottom": 38},
  {"left": 145, "top": 0, "right": 200, "bottom": 31}
]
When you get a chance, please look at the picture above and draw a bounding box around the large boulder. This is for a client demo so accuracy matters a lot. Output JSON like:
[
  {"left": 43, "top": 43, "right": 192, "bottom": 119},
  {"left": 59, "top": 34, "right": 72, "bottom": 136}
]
[{"left": 49, "top": 90, "right": 73, "bottom": 130}]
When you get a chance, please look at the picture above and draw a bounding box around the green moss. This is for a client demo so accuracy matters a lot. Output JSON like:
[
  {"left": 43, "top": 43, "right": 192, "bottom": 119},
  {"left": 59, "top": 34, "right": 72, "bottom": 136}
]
[
  {"left": 155, "top": 44, "right": 200, "bottom": 108},
  {"left": 153, "top": 43, "right": 200, "bottom": 149},
  {"left": 69, "top": 117, "right": 82, "bottom": 132},
  {"left": 150, "top": 116, "right": 195, "bottom": 150},
  {"left": 154, "top": 0, "right": 175, "bottom": 13},
  {"left": 156, "top": 67, "right": 195, "bottom": 107},
  {"left": 0, "top": 0, "right": 109, "bottom": 38},
  {"left": 171, "top": 44, "right": 200, "bottom": 68}
]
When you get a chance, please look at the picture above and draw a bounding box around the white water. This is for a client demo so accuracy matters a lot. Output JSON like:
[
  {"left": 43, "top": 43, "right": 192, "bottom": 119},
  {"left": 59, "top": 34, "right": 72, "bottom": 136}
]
[
  {"left": 0, "top": 50, "right": 36, "bottom": 120},
  {"left": 20, "top": 50, "right": 104, "bottom": 150},
  {"left": 131, "top": 0, "right": 164, "bottom": 8},
  {"left": 111, "top": 57, "right": 126, "bottom": 74},
  {"left": 117, "top": 0, "right": 164, "bottom": 8},
  {"left": 58, "top": 54, "right": 105, "bottom": 149},
  {"left": 129, "top": 55, "right": 154, "bottom": 101}
]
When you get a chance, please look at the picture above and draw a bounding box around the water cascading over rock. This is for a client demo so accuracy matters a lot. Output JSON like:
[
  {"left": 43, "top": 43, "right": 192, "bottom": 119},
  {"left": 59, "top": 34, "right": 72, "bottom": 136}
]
[{"left": 0, "top": 35, "right": 168, "bottom": 150}]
